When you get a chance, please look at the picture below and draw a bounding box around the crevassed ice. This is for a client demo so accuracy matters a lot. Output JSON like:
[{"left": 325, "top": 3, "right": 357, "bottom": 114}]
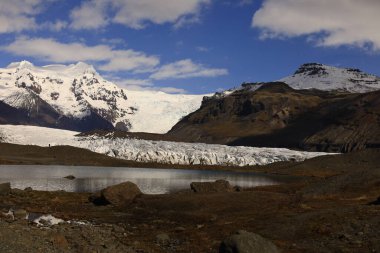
[{"left": 0, "top": 125, "right": 333, "bottom": 167}]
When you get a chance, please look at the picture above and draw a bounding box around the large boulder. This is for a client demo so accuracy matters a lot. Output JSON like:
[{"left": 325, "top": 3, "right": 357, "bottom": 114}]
[
  {"left": 100, "top": 182, "right": 142, "bottom": 206},
  {"left": 0, "top": 182, "right": 11, "bottom": 196},
  {"left": 219, "top": 230, "right": 280, "bottom": 253},
  {"left": 190, "top": 180, "right": 233, "bottom": 193}
]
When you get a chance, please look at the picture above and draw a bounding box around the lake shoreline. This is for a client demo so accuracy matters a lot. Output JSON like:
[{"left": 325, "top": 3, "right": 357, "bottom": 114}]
[
  {"left": 0, "top": 165, "right": 289, "bottom": 194},
  {"left": 0, "top": 148, "right": 379, "bottom": 252}
]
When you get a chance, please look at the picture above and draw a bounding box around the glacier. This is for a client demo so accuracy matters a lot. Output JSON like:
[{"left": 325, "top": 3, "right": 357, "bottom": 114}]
[{"left": 0, "top": 125, "right": 333, "bottom": 167}]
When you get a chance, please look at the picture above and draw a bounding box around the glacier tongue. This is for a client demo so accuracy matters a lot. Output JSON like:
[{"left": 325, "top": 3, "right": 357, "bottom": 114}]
[{"left": 0, "top": 125, "right": 333, "bottom": 167}]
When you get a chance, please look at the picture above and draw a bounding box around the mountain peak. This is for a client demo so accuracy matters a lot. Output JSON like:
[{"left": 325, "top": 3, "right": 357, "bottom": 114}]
[
  {"left": 7, "top": 60, "right": 35, "bottom": 70},
  {"left": 294, "top": 63, "right": 326, "bottom": 75},
  {"left": 6, "top": 61, "right": 98, "bottom": 76},
  {"left": 293, "top": 63, "right": 366, "bottom": 77},
  {"left": 280, "top": 63, "right": 380, "bottom": 93},
  {"left": 68, "top": 61, "right": 97, "bottom": 75}
]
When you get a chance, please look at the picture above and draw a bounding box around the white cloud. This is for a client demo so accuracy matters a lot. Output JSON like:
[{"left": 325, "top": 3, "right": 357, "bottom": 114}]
[
  {"left": 252, "top": 0, "right": 380, "bottom": 51},
  {"left": 41, "top": 20, "right": 68, "bottom": 32},
  {"left": 127, "top": 85, "right": 187, "bottom": 94},
  {"left": 0, "top": 0, "right": 44, "bottom": 33},
  {"left": 150, "top": 59, "right": 228, "bottom": 80},
  {"left": 196, "top": 46, "right": 210, "bottom": 52},
  {"left": 70, "top": 0, "right": 109, "bottom": 30},
  {"left": 111, "top": 78, "right": 153, "bottom": 87},
  {"left": 239, "top": 0, "right": 253, "bottom": 6},
  {"left": 110, "top": 77, "right": 186, "bottom": 94},
  {"left": 2, "top": 37, "right": 160, "bottom": 72},
  {"left": 100, "top": 38, "right": 126, "bottom": 46},
  {"left": 157, "top": 87, "right": 187, "bottom": 94},
  {"left": 0, "top": 1, "right": 69, "bottom": 33},
  {"left": 108, "top": 59, "right": 229, "bottom": 93},
  {"left": 98, "top": 50, "right": 159, "bottom": 72},
  {"left": 70, "top": 0, "right": 210, "bottom": 30},
  {"left": 173, "top": 15, "right": 201, "bottom": 30},
  {"left": 129, "top": 85, "right": 187, "bottom": 94},
  {"left": 2, "top": 37, "right": 228, "bottom": 91}
]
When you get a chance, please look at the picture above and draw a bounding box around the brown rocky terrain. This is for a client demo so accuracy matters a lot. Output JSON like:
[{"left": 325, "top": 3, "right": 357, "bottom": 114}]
[
  {"left": 0, "top": 147, "right": 379, "bottom": 252},
  {"left": 167, "top": 82, "right": 380, "bottom": 152},
  {"left": 0, "top": 143, "right": 136, "bottom": 167}
]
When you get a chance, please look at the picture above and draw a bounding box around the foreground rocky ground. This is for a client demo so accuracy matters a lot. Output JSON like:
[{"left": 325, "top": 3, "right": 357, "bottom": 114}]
[{"left": 0, "top": 148, "right": 379, "bottom": 252}]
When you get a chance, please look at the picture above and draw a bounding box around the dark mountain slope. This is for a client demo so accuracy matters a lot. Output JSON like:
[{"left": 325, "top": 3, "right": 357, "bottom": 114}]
[
  {"left": 0, "top": 95, "right": 113, "bottom": 132},
  {"left": 0, "top": 101, "right": 30, "bottom": 125},
  {"left": 167, "top": 82, "right": 380, "bottom": 152}
]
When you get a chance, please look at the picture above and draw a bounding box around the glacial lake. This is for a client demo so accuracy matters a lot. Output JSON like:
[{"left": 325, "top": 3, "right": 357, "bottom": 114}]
[{"left": 0, "top": 165, "right": 283, "bottom": 194}]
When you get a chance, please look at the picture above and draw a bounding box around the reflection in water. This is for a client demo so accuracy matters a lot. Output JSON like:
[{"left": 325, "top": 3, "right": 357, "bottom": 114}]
[{"left": 0, "top": 165, "right": 277, "bottom": 194}]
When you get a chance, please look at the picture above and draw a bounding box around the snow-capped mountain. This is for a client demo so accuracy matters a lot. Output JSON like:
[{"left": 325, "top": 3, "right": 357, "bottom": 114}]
[
  {"left": 280, "top": 63, "right": 380, "bottom": 93},
  {"left": 211, "top": 63, "right": 380, "bottom": 99},
  {"left": 0, "top": 61, "right": 204, "bottom": 133}
]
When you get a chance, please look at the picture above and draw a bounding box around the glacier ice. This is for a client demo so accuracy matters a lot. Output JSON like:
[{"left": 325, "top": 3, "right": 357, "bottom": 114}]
[{"left": 0, "top": 125, "right": 334, "bottom": 167}]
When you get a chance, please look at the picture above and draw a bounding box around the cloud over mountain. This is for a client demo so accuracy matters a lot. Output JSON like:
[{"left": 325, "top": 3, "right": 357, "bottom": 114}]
[
  {"left": 1, "top": 37, "right": 227, "bottom": 91},
  {"left": 2, "top": 37, "right": 160, "bottom": 72},
  {"left": 150, "top": 59, "right": 228, "bottom": 80}
]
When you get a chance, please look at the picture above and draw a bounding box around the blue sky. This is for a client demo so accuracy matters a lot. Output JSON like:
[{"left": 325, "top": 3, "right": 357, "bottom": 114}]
[{"left": 0, "top": 0, "right": 379, "bottom": 94}]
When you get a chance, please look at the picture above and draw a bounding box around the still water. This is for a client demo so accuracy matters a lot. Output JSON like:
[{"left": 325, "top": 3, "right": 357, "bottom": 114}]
[{"left": 0, "top": 165, "right": 279, "bottom": 194}]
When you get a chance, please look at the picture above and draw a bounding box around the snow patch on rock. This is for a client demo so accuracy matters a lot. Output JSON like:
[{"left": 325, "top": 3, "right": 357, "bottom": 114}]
[{"left": 30, "top": 214, "right": 64, "bottom": 227}]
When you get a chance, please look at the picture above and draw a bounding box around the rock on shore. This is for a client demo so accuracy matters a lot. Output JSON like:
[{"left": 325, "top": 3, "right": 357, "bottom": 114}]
[
  {"left": 190, "top": 180, "right": 234, "bottom": 193},
  {"left": 91, "top": 181, "right": 142, "bottom": 206}
]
